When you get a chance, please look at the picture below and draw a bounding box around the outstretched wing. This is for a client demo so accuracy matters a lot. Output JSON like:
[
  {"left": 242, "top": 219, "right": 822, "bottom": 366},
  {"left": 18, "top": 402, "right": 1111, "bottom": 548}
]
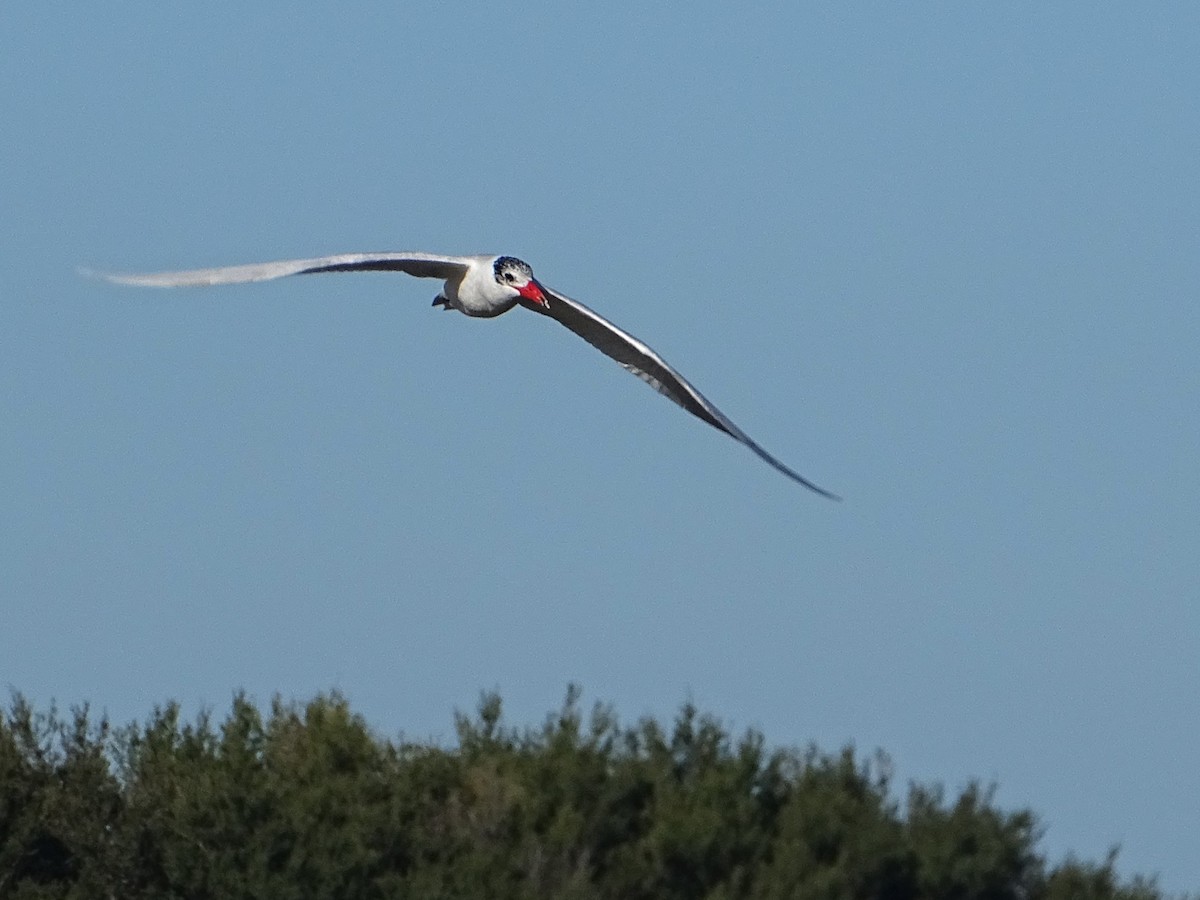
[
  {"left": 524, "top": 286, "right": 838, "bottom": 499},
  {"left": 89, "top": 252, "right": 473, "bottom": 288}
]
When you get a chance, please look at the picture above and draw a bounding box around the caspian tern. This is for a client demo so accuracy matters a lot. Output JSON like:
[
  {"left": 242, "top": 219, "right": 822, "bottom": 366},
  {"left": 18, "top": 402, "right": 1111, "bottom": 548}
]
[{"left": 95, "top": 252, "right": 837, "bottom": 498}]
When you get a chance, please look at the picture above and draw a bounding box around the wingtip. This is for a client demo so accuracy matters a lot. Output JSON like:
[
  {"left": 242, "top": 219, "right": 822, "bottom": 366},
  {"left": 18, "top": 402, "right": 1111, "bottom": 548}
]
[
  {"left": 78, "top": 266, "right": 132, "bottom": 285},
  {"left": 797, "top": 477, "right": 842, "bottom": 501},
  {"left": 776, "top": 460, "right": 842, "bottom": 501}
]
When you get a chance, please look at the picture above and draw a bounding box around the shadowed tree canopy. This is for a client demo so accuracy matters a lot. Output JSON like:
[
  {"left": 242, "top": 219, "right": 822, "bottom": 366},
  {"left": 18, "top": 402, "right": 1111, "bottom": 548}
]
[{"left": 0, "top": 688, "right": 1180, "bottom": 900}]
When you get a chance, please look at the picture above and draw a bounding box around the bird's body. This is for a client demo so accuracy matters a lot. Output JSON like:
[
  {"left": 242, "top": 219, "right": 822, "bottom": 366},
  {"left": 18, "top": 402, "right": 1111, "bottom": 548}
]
[
  {"left": 95, "top": 251, "right": 837, "bottom": 498},
  {"left": 438, "top": 258, "right": 509, "bottom": 316},
  {"left": 432, "top": 255, "right": 534, "bottom": 317}
]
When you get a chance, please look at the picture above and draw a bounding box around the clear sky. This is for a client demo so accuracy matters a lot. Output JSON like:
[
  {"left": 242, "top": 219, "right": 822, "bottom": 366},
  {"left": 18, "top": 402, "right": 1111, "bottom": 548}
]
[{"left": 2, "top": 3, "right": 1197, "bottom": 891}]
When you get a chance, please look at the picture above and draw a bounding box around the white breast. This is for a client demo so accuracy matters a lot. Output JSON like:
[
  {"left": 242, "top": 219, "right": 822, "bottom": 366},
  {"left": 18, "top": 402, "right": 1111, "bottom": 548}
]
[{"left": 445, "top": 257, "right": 519, "bottom": 318}]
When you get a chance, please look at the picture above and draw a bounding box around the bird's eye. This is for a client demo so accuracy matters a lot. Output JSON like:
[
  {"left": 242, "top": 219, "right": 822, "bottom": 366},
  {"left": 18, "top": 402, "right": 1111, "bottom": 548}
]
[{"left": 504, "top": 272, "right": 515, "bottom": 283}]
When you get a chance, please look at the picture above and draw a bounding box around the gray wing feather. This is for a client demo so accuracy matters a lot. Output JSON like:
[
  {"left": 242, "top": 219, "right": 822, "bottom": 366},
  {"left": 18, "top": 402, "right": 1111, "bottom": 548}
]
[
  {"left": 90, "top": 252, "right": 472, "bottom": 288},
  {"left": 526, "top": 287, "right": 839, "bottom": 499}
]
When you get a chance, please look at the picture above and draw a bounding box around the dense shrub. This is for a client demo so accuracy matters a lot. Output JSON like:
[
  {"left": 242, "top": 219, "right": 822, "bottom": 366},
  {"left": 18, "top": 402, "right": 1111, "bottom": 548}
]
[{"left": 0, "top": 689, "right": 1173, "bottom": 899}]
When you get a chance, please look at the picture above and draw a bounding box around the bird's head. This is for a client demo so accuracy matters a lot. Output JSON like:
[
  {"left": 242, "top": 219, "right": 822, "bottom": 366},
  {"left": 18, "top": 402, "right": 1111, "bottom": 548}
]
[{"left": 493, "top": 256, "right": 549, "bottom": 309}]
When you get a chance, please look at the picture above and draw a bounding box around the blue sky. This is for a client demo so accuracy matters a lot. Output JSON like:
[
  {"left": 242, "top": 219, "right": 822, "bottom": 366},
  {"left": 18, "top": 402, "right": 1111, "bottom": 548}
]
[{"left": 2, "top": 3, "right": 1198, "bottom": 890}]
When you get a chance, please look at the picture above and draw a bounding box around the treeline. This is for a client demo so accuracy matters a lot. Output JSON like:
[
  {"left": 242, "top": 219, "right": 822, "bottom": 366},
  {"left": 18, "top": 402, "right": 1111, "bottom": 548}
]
[{"left": 0, "top": 687, "right": 1172, "bottom": 899}]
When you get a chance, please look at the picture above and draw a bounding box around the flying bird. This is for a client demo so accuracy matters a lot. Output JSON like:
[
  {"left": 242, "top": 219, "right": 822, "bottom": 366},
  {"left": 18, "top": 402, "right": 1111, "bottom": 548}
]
[{"left": 95, "top": 252, "right": 837, "bottom": 499}]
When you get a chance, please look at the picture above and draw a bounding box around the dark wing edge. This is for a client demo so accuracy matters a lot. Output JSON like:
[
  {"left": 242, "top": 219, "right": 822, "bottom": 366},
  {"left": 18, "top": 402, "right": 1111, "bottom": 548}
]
[
  {"left": 86, "top": 252, "right": 473, "bottom": 288},
  {"left": 525, "top": 286, "right": 840, "bottom": 499}
]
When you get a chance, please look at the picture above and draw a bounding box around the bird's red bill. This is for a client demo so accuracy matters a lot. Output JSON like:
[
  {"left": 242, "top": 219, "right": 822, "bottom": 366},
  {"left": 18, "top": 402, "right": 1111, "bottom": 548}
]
[{"left": 518, "top": 280, "right": 549, "bottom": 308}]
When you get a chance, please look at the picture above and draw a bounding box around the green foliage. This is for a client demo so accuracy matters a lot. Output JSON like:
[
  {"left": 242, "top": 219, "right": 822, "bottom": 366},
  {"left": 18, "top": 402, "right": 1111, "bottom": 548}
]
[{"left": 0, "top": 688, "right": 1184, "bottom": 900}]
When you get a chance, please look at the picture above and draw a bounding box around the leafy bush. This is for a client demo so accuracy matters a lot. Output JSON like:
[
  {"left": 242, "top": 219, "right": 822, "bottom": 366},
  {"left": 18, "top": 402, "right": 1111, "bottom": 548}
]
[{"left": 0, "top": 688, "right": 1177, "bottom": 900}]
